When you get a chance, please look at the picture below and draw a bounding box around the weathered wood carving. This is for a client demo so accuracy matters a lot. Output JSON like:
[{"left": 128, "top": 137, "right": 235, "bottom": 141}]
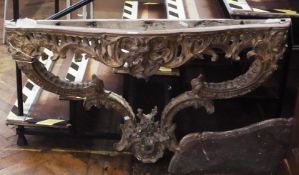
[
  {"left": 6, "top": 19, "right": 289, "bottom": 81},
  {"left": 115, "top": 106, "right": 176, "bottom": 163},
  {"left": 168, "top": 118, "right": 293, "bottom": 175},
  {"left": 5, "top": 19, "right": 290, "bottom": 163}
]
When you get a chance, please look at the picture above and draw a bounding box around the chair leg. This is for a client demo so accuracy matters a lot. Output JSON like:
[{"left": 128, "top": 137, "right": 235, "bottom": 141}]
[
  {"left": 16, "top": 126, "right": 28, "bottom": 146},
  {"left": 3, "top": 0, "right": 8, "bottom": 44}
]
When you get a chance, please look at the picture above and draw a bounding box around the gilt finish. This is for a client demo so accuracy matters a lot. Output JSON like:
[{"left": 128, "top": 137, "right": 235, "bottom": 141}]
[{"left": 5, "top": 19, "right": 290, "bottom": 163}]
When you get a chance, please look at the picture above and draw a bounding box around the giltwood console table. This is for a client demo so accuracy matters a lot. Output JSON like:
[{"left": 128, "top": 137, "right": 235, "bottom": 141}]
[{"left": 5, "top": 18, "right": 291, "bottom": 166}]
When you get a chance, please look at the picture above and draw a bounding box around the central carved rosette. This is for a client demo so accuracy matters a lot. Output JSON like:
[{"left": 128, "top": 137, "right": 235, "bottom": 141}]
[{"left": 115, "top": 107, "right": 176, "bottom": 163}]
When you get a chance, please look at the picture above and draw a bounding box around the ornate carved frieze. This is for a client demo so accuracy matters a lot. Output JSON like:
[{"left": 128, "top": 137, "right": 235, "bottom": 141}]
[
  {"left": 5, "top": 19, "right": 290, "bottom": 163},
  {"left": 6, "top": 19, "right": 289, "bottom": 80}
]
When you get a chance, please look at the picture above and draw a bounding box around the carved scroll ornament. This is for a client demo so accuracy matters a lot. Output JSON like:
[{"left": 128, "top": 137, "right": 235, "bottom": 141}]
[
  {"left": 5, "top": 19, "right": 290, "bottom": 163},
  {"left": 6, "top": 19, "right": 289, "bottom": 80}
]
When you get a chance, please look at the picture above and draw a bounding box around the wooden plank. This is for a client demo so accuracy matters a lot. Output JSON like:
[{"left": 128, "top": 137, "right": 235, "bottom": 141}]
[
  {"left": 122, "top": 1, "right": 138, "bottom": 19},
  {"left": 169, "top": 118, "right": 293, "bottom": 174},
  {"left": 222, "top": 0, "right": 252, "bottom": 13},
  {"left": 183, "top": 0, "right": 200, "bottom": 18},
  {"left": 165, "top": 0, "right": 186, "bottom": 19}
]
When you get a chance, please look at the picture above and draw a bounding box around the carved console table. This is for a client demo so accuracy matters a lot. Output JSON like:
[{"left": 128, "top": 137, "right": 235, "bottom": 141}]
[{"left": 5, "top": 18, "right": 290, "bottom": 164}]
